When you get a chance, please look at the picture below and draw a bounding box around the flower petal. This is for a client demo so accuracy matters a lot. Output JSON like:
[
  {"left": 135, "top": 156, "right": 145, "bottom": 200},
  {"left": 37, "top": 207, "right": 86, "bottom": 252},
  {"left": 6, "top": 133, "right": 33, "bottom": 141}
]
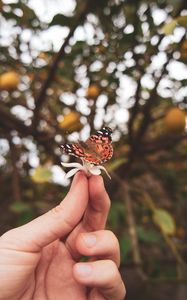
[
  {"left": 89, "top": 166, "right": 102, "bottom": 176},
  {"left": 61, "top": 162, "right": 83, "bottom": 168},
  {"left": 98, "top": 166, "right": 111, "bottom": 179},
  {"left": 61, "top": 159, "right": 111, "bottom": 180},
  {"left": 64, "top": 168, "right": 80, "bottom": 179}
]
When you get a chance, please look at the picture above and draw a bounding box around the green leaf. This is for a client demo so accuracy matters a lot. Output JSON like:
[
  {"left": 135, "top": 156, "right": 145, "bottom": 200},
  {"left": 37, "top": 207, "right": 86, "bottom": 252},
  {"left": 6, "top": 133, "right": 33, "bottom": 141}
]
[
  {"left": 120, "top": 235, "right": 132, "bottom": 262},
  {"left": 108, "top": 202, "right": 125, "bottom": 229},
  {"left": 71, "top": 41, "right": 86, "bottom": 55},
  {"left": 31, "top": 166, "right": 53, "bottom": 184},
  {"left": 9, "top": 202, "right": 31, "bottom": 213},
  {"left": 137, "top": 226, "right": 161, "bottom": 244},
  {"left": 49, "top": 14, "right": 74, "bottom": 27},
  {"left": 153, "top": 208, "right": 176, "bottom": 235},
  {"left": 17, "top": 210, "right": 34, "bottom": 226},
  {"left": 162, "top": 19, "right": 178, "bottom": 35}
]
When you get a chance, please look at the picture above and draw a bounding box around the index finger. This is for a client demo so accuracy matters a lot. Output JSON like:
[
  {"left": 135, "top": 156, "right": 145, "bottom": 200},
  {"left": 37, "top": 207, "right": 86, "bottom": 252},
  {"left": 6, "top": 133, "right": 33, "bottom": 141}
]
[
  {"left": 1, "top": 172, "right": 88, "bottom": 252},
  {"left": 65, "top": 175, "right": 111, "bottom": 258},
  {"left": 83, "top": 175, "right": 111, "bottom": 231}
]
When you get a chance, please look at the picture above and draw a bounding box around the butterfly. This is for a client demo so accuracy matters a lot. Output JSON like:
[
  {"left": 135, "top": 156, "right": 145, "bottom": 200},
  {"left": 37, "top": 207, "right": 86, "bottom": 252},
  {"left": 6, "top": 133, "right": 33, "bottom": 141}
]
[{"left": 60, "top": 127, "right": 113, "bottom": 165}]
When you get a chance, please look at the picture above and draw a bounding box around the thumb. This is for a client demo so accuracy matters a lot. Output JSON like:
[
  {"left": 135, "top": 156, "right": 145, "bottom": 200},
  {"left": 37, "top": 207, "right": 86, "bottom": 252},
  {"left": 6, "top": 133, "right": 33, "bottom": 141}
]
[{"left": 3, "top": 172, "right": 88, "bottom": 251}]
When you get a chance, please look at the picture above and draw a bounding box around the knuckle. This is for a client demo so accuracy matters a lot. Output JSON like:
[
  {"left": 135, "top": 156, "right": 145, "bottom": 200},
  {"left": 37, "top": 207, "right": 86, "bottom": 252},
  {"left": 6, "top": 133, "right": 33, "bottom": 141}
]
[
  {"left": 122, "top": 282, "right": 127, "bottom": 298},
  {"left": 50, "top": 203, "right": 64, "bottom": 215},
  {"left": 105, "top": 195, "right": 111, "bottom": 212},
  {"left": 0, "top": 232, "right": 9, "bottom": 244},
  {"left": 106, "top": 230, "right": 120, "bottom": 250},
  {"left": 0, "top": 228, "right": 19, "bottom": 247},
  {"left": 0, "top": 228, "right": 16, "bottom": 241},
  {"left": 107, "top": 258, "right": 116, "bottom": 268},
  {"left": 107, "top": 259, "right": 118, "bottom": 276},
  {"left": 118, "top": 280, "right": 126, "bottom": 299},
  {"left": 48, "top": 204, "right": 74, "bottom": 232},
  {"left": 105, "top": 260, "right": 125, "bottom": 293}
]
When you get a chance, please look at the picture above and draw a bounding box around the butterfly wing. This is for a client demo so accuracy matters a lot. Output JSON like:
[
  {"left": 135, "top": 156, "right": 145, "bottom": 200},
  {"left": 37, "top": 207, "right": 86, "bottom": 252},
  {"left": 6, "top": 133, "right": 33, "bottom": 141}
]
[
  {"left": 83, "top": 127, "right": 113, "bottom": 165},
  {"left": 83, "top": 141, "right": 113, "bottom": 165},
  {"left": 61, "top": 127, "right": 113, "bottom": 165},
  {"left": 60, "top": 143, "right": 85, "bottom": 158}
]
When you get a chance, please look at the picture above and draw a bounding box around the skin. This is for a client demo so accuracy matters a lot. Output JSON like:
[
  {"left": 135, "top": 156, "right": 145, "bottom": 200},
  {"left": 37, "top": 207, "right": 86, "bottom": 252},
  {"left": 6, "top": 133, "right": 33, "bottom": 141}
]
[{"left": 0, "top": 172, "right": 126, "bottom": 300}]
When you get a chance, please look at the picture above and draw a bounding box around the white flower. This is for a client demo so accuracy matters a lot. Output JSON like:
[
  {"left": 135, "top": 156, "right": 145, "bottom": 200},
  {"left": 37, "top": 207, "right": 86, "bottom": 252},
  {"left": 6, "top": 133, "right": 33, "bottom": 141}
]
[{"left": 61, "top": 159, "right": 111, "bottom": 180}]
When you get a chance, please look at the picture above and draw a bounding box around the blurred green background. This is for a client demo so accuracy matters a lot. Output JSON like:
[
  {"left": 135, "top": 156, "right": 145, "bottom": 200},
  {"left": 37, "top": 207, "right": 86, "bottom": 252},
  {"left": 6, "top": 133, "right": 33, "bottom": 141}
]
[{"left": 0, "top": 0, "right": 187, "bottom": 299}]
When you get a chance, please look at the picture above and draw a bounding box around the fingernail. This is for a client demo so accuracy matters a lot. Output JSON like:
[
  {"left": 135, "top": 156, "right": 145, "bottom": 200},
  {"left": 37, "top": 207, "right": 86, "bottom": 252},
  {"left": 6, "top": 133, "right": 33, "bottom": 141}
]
[
  {"left": 83, "top": 234, "right": 97, "bottom": 247},
  {"left": 75, "top": 263, "right": 92, "bottom": 276}
]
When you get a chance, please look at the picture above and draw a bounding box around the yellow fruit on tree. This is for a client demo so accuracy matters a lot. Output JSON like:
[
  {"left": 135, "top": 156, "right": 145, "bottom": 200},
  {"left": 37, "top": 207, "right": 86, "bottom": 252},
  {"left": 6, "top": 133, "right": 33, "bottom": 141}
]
[
  {"left": 87, "top": 84, "right": 100, "bottom": 99},
  {"left": 180, "top": 40, "right": 187, "bottom": 62},
  {"left": 58, "top": 111, "right": 82, "bottom": 132},
  {"left": 0, "top": 71, "right": 20, "bottom": 91},
  {"left": 164, "top": 107, "right": 186, "bottom": 134},
  {"left": 66, "top": 121, "right": 83, "bottom": 133}
]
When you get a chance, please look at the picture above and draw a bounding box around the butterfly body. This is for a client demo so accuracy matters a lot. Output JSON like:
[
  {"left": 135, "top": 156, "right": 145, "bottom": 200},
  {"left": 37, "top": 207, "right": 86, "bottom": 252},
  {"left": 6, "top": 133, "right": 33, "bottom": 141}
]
[{"left": 61, "top": 127, "right": 113, "bottom": 165}]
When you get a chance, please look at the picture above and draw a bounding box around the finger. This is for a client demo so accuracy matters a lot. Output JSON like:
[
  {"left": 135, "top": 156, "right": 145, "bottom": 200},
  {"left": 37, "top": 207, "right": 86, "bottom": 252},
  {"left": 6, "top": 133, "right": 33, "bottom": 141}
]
[
  {"left": 2, "top": 172, "right": 88, "bottom": 251},
  {"left": 73, "top": 260, "right": 126, "bottom": 300},
  {"left": 65, "top": 176, "right": 111, "bottom": 259},
  {"left": 83, "top": 175, "right": 111, "bottom": 231},
  {"left": 76, "top": 230, "right": 120, "bottom": 267}
]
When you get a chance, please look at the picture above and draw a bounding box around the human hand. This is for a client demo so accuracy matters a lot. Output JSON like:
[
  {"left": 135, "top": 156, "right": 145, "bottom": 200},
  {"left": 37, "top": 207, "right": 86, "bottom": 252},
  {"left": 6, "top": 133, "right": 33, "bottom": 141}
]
[{"left": 0, "top": 172, "right": 125, "bottom": 300}]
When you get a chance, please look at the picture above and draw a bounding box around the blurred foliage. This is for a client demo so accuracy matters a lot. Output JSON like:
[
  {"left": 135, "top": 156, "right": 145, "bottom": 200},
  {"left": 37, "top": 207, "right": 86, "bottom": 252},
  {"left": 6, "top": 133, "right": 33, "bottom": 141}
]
[{"left": 0, "top": 0, "right": 187, "bottom": 282}]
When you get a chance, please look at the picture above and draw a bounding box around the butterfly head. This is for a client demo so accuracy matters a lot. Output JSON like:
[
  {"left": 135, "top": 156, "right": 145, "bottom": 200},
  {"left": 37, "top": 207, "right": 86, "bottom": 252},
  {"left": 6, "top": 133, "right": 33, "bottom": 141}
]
[
  {"left": 96, "top": 127, "right": 113, "bottom": 141},
  {"left": 103, "top": 127, "right": 113, "bottom": 135}
]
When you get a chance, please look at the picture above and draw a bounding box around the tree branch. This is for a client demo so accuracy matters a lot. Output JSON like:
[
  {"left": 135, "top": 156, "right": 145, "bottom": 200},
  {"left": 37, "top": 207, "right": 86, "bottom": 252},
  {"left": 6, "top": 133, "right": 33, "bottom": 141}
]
[
  {"left": 7, "top": 135, "right": 22, "bottom": 202},
  {"left": 112, "top": 172, "right": 147, "bottom": 280},
  {"left": 32, "top": 0, "right": 94, "bottom": 129},
  {"left": 129, "top": 32, "right": 186, "bottom": 162},
  {"left": 141, "top": 133, "right": 187, "bottom": 154},
  {"left": 128, "top": 74, "right": 142, "bottom": 143},
  {"left": 135, "top": 54, "right": 172, "bottom": 144},
  {"left": 142, "top": 191, "right": 187, "bottom": 273},
  {"left": 0, "top": 103, "right": 62, "bottom": 165},
  {"left": 0, "top": 104, "right": 32, "bottom": 135}
]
